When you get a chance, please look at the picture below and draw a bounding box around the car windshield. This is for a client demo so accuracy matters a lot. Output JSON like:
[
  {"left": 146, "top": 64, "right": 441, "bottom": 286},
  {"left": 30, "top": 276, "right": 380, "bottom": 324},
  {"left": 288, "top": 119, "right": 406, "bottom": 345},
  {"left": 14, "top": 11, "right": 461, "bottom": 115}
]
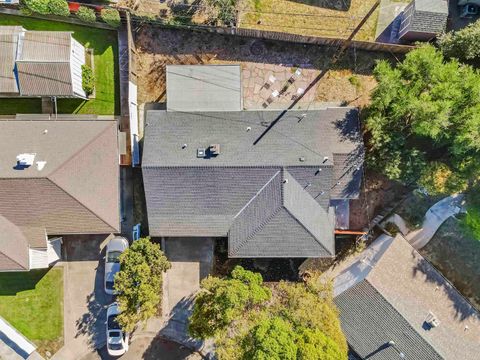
[
  {"left": 107, "top": 250, "right": 122, "bottom": 263},
  {"left": 108, "top": 342, "right": 123, "bottom": 351},
  {"left": 108, "top": 314, "right": 121, "bottom": 330},
  {"left": 105, "top": 281, "right": 115, "bottom": 290}
]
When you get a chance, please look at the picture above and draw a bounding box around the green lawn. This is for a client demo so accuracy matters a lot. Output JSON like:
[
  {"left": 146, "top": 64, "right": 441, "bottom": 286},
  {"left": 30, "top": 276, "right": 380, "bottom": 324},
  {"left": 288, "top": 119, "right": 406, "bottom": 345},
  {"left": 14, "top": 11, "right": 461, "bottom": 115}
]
[
  {"left": 0, "top": 14, "right": 120, "bottom": 115},
  {"left": 0, "top": 268, "right": 64, "bottom": 355}
]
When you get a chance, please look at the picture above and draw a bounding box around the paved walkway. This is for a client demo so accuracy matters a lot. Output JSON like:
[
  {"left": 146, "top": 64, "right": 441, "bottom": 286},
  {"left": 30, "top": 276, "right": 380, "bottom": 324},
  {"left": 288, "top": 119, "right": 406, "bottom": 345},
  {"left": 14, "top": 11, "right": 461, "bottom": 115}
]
[{"left": 406, "top": 194, "right": 464, "bottom": 250}]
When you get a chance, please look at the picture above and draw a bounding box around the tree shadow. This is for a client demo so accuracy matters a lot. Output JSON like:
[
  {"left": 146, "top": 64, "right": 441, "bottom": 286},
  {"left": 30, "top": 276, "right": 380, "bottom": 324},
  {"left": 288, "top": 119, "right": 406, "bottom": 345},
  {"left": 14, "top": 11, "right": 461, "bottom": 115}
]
[
  {"left": 412, "top": 254, "right": 480, "bottom": 322},
  {"left": 74, "top": 256, "right": 110, "bottom": 350},
  {"left": 289, "top": 0, "right": 352, "bottom": 11}
]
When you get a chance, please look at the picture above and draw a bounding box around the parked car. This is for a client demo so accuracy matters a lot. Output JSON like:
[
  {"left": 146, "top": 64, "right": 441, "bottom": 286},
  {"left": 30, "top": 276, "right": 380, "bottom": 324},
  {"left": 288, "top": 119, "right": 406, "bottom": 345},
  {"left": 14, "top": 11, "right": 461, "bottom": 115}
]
[
  {"left": 104, "top": 236, "right": 129, "bottom": 295},
  {"left": 106, "top": 302, "right": 129, "bottom": 356}
]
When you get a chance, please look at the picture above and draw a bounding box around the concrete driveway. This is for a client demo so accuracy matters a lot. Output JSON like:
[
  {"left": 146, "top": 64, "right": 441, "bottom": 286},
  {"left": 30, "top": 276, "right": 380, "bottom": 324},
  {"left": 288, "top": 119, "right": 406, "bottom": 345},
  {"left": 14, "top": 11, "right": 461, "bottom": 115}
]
[{"left": 52, "top": 234, "right": 114, "bottom": 360}]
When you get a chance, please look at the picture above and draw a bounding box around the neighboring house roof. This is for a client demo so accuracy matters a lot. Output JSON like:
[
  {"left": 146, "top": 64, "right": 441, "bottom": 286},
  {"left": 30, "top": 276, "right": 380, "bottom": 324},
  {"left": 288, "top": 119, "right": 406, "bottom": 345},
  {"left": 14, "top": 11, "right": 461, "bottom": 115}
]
[
  {"left": 0, "top": 27, "right": 84, "bottom": 97},
  {"left": 331, "top": 235, "right": 480, "bottom": 360},
  {"left": 16, "top": 31, "right": 74, "bottom": 96},
  {"left": 0, "top": 120, "right": 120, "bottom": 238},
  {"left": 0, "top": 26, "right": 23, "bottom": 94},
  {"left": 400, "top": 0, "right": 448, "bottom": 36},
  {"left": 142, "top": 108, "right": 363, "bottom": 257},
  {"left": 0, "top": 216, "right": 31, "bottom": 271},
  {"left": 166, "top": 65, "right": 242, "bottom": 112}
]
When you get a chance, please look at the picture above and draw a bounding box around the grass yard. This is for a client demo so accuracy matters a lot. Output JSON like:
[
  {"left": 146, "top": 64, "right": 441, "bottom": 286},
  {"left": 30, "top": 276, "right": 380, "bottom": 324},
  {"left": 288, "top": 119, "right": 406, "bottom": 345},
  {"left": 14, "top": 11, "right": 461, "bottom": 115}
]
[
  {"left": 421, "top": 217, "right": 480, "bottom": 310},
  {"left": 239, "top": 0, "right": 379, "bottom": 41},
  {"left": 0, "top": 268, "right": 64, "bottom": 356},
  {"left": 0, "top": 14, "right": 119, "bottom": 115}
]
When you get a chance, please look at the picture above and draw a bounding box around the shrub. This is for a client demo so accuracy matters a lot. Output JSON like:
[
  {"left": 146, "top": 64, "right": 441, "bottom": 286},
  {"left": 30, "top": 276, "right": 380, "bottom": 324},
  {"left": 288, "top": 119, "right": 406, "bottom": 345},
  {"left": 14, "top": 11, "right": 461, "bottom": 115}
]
[
  {"left": 24, "top": 0, "right": 50, "bottom": 15},
  {"left": 81, "top": 65, "right": 95, "bottom": 97},
  {"left": 101, "top": 8, "right": 121, "bottom": 28},
  {"left": 48, "top": 0, "right": 70, "bottom": 17},
  {"left": 439, "top": 19, "right": 480, "bottom": 63},
  {"left": 76, "top": 6, "right": 96, "bottom": 23},
  {"left": 419, "top": 162, "right": 467, "bottom": 196}
]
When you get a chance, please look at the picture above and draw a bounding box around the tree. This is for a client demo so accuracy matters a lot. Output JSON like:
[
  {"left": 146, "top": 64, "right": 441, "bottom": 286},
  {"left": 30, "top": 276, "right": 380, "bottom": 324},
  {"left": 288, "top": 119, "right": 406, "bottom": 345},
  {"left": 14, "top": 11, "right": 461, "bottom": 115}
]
[
  {"left": 439, "top": 19, "right": 480, "bottom": 63},
  {"left": 244, "top": 317, "right": 297, "bottom": 360},
  {"left": 297, "top": 328, "right": 344, "bottom": 360},
  {"left": 365, "top": 44, "right": 480, "bottom": 189},
  {"left": 114, "top": 238, "right": 170, "bottom": 333},
  {"left": 419, "top": 162, "right": 467, "bottom": 195},
  {"left": 188, "top": 266, "right": 271, "bottom": 339},
  {"left": 189, "top": 268, "right": 348, "bottom": 360}
]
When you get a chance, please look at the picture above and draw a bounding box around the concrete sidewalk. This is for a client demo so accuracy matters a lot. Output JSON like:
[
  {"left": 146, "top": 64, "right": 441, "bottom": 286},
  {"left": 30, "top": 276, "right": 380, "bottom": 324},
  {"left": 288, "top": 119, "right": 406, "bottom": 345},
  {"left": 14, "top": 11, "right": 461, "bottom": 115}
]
[{"left": 406, "top": 194, "right": 464, "bottom": 250}]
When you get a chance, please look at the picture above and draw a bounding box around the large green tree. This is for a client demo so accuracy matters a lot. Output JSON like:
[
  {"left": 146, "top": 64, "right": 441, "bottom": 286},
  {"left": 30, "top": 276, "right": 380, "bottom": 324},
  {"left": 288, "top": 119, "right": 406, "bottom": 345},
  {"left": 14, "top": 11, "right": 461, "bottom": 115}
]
[
  {"left": 188, "top": 265, "right": 271, "bottom": 339},
  {"left": 114, "top": 238, "right": 171, "bottom": 332},
  {"left": 189, "top": 267, "right": 347, "bottom": 360},
  {"left": 365, "top": 44, "right": 480, "bottom": 193}
]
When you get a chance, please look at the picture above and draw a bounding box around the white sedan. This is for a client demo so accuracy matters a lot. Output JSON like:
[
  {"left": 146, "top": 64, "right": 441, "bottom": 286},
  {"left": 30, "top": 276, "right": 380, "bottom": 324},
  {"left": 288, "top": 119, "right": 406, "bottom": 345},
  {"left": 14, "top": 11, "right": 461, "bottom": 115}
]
[
  {"left": 104, "top": 236, "right": 129, "bottom": 295},
  {"left": 106, "top": 303, "right": 129, "bottom": 356}
]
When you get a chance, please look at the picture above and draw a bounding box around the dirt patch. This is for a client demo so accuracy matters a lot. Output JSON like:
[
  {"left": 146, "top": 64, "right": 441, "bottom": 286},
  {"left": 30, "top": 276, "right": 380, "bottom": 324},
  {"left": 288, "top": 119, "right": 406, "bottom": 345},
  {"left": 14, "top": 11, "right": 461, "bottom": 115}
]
[
  {"left": 133, "top": 25, "right": 396, "bottom": 107},
  {"left": 395, "top": 192, "right": 442, "bottom": 230},
  {"left": 349, "top": 170, "right": 409, "bottom": 230},
  {"left": 420, "top": 217, "right": 480, "bottom": 310}
]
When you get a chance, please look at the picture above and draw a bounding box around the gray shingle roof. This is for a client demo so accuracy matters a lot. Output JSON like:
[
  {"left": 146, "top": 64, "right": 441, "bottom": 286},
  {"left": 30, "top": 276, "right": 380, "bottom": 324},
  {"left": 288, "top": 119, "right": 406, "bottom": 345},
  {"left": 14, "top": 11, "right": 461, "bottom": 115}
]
[
  {"left": 143, "top": 107, "right": 363, "bottom": 257},
  {"left": 0, "top": 216, "right": 31, "bottom": 271},
  {"left": 0, "top": 120, "right": 120, "bottom": 239},
  {"left": 228, "top": 170, "right": 334, "bottom": 257},
  {"left": 331, "top": 235, "right": 480, "bottom": 360},
  {"left": 400, "top": 0, "right": 448, "bottom": 36},
  {"left": 166, "top": 65, "right": 242, "bottom": 112},
  {"left": 335, "top": 281, "right": 443, "bottom": 360}
]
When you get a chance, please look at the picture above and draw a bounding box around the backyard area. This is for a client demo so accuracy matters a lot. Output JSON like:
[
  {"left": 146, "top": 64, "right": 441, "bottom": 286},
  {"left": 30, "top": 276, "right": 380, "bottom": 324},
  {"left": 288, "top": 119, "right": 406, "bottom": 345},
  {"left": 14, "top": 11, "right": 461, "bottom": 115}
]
[
  {"left": 134, "top": 25, "right": 394, "bottom": 109},
  {"left": 238, "top": 0, "right": 380, "bottom": 40},
  {"left": 0, "top": 267, "right": 64, "bottom": 356},
  {"left": 0, "top": 14, "right": 120, "bottom": 115},
  {"left": 420, "top": 215, "right": 480, "bottom": 310}
]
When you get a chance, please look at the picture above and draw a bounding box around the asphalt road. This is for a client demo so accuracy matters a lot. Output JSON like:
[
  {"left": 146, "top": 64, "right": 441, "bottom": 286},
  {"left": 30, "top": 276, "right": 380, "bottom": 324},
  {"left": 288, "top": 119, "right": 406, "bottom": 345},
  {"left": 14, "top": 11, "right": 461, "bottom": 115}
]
[{"left": 81, "top": 336, "right": 200, "bottom": 360}]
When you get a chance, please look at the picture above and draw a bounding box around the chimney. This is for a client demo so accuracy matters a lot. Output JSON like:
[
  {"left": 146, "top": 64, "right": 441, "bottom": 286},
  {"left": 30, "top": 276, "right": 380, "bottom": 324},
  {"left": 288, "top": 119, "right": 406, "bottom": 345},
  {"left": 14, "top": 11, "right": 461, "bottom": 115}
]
[
  {"left": 209, "top": 144, "right": 220, "bottom": 156},
  {"left": 425, "top": 312, "right": 440, "bottom": 328}
]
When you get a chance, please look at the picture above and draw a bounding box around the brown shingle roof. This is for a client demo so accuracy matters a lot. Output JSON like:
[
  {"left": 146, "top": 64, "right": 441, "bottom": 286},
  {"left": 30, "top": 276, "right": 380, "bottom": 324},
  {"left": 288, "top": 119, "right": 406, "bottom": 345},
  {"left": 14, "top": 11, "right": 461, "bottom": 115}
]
[
  {"left": 0, "top": 216, "right": 30, "bottom": 271},
  {"left": 0, "top": 120, "right": 120, "bottom": 237},
  {"left": 0, "top": 27, "right": 22, "bottom": 94}
]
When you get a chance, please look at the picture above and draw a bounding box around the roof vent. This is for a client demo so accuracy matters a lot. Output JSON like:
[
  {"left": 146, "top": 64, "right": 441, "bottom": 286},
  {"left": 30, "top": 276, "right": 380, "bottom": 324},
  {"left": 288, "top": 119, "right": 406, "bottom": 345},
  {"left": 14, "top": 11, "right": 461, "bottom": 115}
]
[
  {"left": 197, "top": 148, "right": 206, "bottom": 158},
  {"left": 36, "top": 161, "right": 47, "bottom": 171},
  {"left": 182, "top": 143, "right": 188, "bottom": 149},
  {"left": 299, "top": 157, "right": 305, "bottom": 162},
  {"left": 16, "top": 153, "right": 36, "bottom": 167},
  {"left": 246, "top": 126, "right": 251, "bottom": 132},
  {"left": 323, "top": 156, "right": 329, "bottom": 163},
  {"left": 425, "top": 312, "right": 440, "bottom": 328},
  {"left": 209, "top": 144, "right": 220, "bottom": 156}
]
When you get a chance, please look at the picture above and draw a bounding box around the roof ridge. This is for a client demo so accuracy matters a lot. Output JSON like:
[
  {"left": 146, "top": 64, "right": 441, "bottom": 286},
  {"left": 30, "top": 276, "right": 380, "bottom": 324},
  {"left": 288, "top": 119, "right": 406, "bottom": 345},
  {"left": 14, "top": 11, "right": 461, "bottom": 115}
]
[
  {"left": 45, "top": 178, "right": 117, "bottom": 233},
  {"left": 143, "top": 164, "right": 335, "bottom": 169},
  {"left": 364, "top": 279, "right": 443, "bottom": 358},
  {"left": 230, "top": 206, "right": 284, "bottom": 256},
  {"left": 0, "top": 251, "right": 28, "bottom": 271}
]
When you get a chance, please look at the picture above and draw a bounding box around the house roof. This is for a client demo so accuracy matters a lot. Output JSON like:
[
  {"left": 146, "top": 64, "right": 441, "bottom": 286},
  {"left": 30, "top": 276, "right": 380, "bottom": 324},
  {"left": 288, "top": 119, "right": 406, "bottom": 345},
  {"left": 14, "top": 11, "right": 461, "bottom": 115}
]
[
  {"left": 166, "top": 65, "right": 242, "bottom": 112},
  {"left": 0, "top": 120, "right": 120, "bottom": 237},
  {"left": 142, "top": 107, "right": 363, "bottom": 257},
  {"left": 0, "top": 216, "right": 31, "bottom": 271},
  {"left": 406, "top": 0, "right": 448, "bottom": 34},
  {"left": 229, "top": 170, "right": 334, "bottom": 257},
  {"left": 15, "top": 31, "right": 73, "bottom": 96},
  {"left": 0, "top": 27, "right": 22, "bottom": 94},
  {"left": 331, "top": 235, "right": 480, "bottom": 360}
]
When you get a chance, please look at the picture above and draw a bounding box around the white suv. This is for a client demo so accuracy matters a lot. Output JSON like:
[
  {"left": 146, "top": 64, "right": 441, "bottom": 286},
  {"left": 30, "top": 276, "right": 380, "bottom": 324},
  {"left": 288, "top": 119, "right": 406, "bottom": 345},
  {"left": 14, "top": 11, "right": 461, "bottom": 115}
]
[
  {"left": 104, "top": 236, "right": 129, "bottom": 295},
  {"left": 106, "top": 303, "right": 129, "bottom": 356}
]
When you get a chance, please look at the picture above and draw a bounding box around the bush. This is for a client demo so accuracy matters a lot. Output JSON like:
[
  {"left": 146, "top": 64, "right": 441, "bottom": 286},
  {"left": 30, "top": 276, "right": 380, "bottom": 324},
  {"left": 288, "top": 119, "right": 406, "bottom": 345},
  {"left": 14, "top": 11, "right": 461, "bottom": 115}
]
[
  {"left": 48, "top": 0, "right": 70, "bottom": 17},
  {"left": 101, "top": 8, "right": 121, "bottom": 28},
  {"left": 81, "top": 65, "right": 95, "bottom": 97},
  {"left": 418, "top": 162, "right": 467, "bottom": 196},
  {"left": 24, "top": 0, "right": 50, "bottom": 15},
  {"left": 76, "top": 6, "right": 96, "bottom": 23},
  {"left": 439, "top": 19, "right": 480, "bottom": 63}
]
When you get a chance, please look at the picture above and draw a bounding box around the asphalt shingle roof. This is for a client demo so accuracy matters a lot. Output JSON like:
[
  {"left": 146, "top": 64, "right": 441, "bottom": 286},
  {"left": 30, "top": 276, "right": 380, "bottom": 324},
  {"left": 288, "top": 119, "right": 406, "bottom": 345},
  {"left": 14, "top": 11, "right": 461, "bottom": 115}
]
[
  {"left": 0, "top": 120, "right": 120, "bottom": 240},
  {"left": 400, "top": 0, "right": 448, "bottom": 36},
  {"left": 143, "top": 107, "right": 363, "bottom": 257},
  {"left": 331, "top": 235, "right": 480, "bottom": 360}
]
